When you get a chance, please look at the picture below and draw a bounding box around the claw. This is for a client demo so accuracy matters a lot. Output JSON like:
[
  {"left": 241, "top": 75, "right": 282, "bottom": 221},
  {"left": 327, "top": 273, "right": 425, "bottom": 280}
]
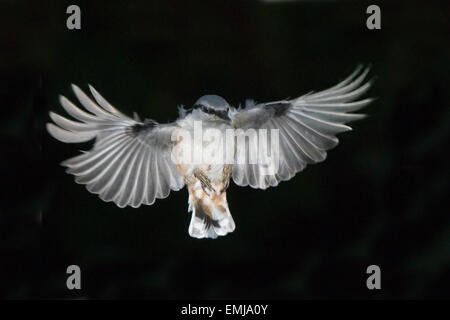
[
  {"left": 223, "top": 178, "right": 230, "bottom": 191},
  {"left": 194, "top": 170, "right": 216, "bottom": 196},
  {"left": 220, "top": 165, "right": 232, "bottom": 192}
]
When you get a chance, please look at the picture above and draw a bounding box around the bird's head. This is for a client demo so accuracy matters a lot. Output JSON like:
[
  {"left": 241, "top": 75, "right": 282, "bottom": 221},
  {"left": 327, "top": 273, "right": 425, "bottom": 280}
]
[{"left": 193, "top": 95, "right": 230, "bottom": 120}]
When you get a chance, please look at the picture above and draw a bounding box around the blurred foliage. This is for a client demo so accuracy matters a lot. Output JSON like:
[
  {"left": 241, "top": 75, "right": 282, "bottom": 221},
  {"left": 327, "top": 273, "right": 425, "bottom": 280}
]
[{"left": 0, "top": 0, "right": 449, "bottom": 299}]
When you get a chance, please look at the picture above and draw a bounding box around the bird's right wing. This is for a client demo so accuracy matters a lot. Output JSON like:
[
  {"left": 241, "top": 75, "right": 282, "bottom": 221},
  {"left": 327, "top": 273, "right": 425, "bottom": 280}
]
[{"left": 47, "top": 85, "right": 185, "bottom": 208}]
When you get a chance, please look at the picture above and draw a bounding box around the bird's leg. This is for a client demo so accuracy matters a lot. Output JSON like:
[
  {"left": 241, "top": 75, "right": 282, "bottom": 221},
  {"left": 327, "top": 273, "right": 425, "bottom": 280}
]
[
  {"left": 221, "top": 165, "right": 232, "bottom": 192},
  {"left": 194, "top": 169, "right": 215, "bottom": 196}
]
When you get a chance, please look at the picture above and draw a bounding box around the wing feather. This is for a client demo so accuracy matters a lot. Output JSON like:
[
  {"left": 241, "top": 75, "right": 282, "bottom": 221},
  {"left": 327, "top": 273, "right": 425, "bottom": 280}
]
[
  {"left": 47, "top": 85, "right": 184, "bottom": 207},
  {"left": 230, "top": 65, "right": 374, "bottom": 189}
]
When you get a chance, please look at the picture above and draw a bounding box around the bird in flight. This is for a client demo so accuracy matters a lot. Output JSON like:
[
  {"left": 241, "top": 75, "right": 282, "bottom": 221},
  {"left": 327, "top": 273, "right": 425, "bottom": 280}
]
[{"left": 47, "top": 65, "right": 373, "bottom": 239}]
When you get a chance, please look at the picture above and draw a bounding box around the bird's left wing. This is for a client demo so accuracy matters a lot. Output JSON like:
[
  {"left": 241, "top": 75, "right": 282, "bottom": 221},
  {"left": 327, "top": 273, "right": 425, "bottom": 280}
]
[
  {"left": 230, "top": 65, "right": 374, "bottom": 189},
  {"left": 47, "top": 85, "right": 185, "bottom": 208}
]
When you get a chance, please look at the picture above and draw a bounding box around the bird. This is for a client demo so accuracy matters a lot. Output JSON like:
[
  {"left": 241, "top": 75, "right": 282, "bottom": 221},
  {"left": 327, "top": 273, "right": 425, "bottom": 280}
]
[{"left": 46, "top": 65, "right": 374, "bottom": 239}]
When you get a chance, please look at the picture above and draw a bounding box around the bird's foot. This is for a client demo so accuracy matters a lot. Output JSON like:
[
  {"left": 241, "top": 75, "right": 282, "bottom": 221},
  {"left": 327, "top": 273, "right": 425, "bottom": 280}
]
[
  {"left": 194, "top": 170, "right": 216, "bottom": 196},
  {"left": 220, "top": 165, "right": 232, "bottom": 192}
]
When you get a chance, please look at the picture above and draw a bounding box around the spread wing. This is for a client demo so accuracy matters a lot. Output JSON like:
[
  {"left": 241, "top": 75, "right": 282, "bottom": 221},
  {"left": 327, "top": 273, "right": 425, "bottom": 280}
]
[
  {"left": 230, "top": 65, "right": 374, "bottom": 189},
  {"left": 46, "top": 85, "right": 184, "bottom": 208}
]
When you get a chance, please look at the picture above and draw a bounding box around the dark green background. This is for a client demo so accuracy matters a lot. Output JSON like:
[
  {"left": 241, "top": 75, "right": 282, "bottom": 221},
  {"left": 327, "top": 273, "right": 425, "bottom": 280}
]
[{"left": 1, "top": 0, "right": 449, "bottom": 299}]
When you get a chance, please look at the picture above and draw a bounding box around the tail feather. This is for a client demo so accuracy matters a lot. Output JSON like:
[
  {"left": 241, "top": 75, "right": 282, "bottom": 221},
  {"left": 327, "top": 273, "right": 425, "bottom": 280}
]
[{"left": 187, "top": 191, "right": 235, "bottom": 239}]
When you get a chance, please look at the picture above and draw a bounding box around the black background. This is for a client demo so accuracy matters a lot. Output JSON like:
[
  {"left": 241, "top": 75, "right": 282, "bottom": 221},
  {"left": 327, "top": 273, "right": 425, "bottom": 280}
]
[{"left": 0, "top": 0, "right": 449, "bottom": 299}]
